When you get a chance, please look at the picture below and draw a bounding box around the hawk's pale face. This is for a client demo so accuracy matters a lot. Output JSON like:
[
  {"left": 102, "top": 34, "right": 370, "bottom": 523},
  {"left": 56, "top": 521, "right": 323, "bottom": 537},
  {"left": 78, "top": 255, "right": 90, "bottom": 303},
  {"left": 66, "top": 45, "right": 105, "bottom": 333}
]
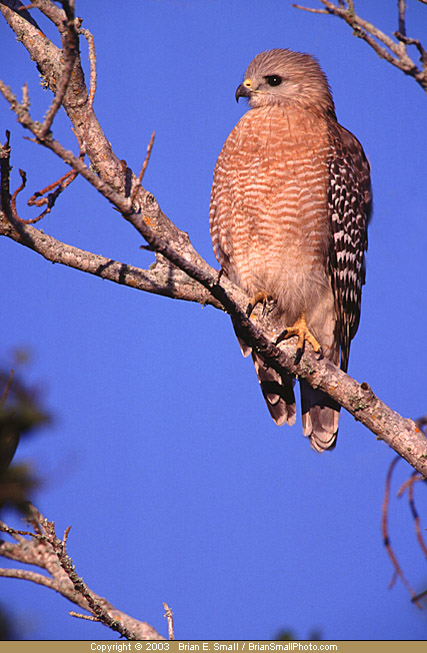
[
  {"left": 235, "top": 48, "right": 335, "bottom": 116},
  {"left": 236, "top": 72, "right": 306, "bottom": 108}
]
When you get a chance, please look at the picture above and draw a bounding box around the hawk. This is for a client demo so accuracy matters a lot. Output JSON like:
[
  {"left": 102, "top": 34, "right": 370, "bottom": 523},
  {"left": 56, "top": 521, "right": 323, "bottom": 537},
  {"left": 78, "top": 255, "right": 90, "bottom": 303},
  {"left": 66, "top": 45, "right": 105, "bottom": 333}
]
[{"left": 209, "top": 49, "right": 371, "bottom": 451}]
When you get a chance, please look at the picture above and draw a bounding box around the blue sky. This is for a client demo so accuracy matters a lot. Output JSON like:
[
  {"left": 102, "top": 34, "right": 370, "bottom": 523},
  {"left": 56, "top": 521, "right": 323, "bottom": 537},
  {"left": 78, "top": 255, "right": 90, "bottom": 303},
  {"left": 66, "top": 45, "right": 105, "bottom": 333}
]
[{"left": 1, "top": 0, "right": 427, "bottom": 641}]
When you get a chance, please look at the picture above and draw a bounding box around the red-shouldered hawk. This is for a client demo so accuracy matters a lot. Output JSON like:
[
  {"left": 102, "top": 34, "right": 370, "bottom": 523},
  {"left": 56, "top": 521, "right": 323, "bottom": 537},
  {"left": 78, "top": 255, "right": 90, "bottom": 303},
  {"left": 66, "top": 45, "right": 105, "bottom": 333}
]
[{"left": 209, "top": 49, "right": 371, "bottom": 451}]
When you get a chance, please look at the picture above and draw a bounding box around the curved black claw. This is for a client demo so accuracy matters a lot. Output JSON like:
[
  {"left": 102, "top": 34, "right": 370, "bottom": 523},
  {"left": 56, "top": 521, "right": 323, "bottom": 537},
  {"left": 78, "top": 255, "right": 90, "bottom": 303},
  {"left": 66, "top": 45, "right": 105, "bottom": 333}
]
[
  {"left": 275, "top": 329, "right": 288, "bottom": 346},
  {"left": 294, "top": 346, "right": 304, "bottom": 365},
  {"left": 317, "top": 347, "right": 324, "bottom": 361},
  {"left": 215, "top": 268, "right": 225, "bottom": 285},
  {"left": 246, "top": 302, "right": 254, "bottom": 318},
  {"left": 246, "top": 291, "right": 271, "bottom": 318}
]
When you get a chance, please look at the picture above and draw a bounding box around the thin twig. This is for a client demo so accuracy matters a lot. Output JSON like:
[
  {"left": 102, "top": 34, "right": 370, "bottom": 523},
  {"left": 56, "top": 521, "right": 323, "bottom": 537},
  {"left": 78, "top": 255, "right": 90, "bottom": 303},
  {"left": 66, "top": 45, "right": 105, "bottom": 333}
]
[
  {"left": 38, "top": 2, "right": 78, "bottom": 139},
  {"left": 398, "top": 0, "right": 407, "bottom": 37},
  {"left": 0, "top": 78, "right": 132, "bottom": 213},
  {"left": 397, "top": 472, "right": 427, "bottom": 558},
  {"left": 10, "top": 166, "right": 79, "bottom": 224},
  {"left": 407, "top": 477, "right": 427, "bottom": 559},
  {"left": 397, "top": 472, "right": 425, "bottom": 497},
  {"left": 163, "top": 603, "right": 175, "bottom": 641},
  {"left": 0, "top": 521, "right": 42, "bottom": 541},
  {"left": 69, "top": 611, "right": 100, "bottom": 622},
  {"left": 0, "top": 130, "right": 12, "bottom": 216},
  {"left": 10, "top": 170, "right": 49, "bottom": 224},
  {"left": 382, "top": 457, "right": 420, "bottom": 605},
  {"left": 292, "top": 4, "right": 329, "bottom": 13},
  {"left": 412, "top": 588, "right": 427, "bottom": 603},
  {"left": 0, "top": 568, "right": 58, "bottom": 591},
  {"left": 62, "top": 525, "right": 72, "bottom": 547},
  {"left": 131, "top": 131, "right": 155, "bottom": 204},
  {"left": 78, "top": 26, "right": 97, "bottom": 152},
  {"left": 26, "top": 0, "right": 67, "bottom": 30},
  {"left": 0, "top": 84, "right": 81, "bottom": 224},
  {"left": 395, "top": 32, "right": 427, "bottom": 68},
  {"left": 28, "top": 167, "right": 78, "bottom": 209}
]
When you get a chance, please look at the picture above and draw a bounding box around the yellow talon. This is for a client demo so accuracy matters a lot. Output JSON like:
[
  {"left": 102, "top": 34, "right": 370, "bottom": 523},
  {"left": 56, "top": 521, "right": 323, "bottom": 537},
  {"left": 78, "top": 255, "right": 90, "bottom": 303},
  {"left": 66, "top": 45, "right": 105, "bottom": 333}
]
[{"left": 276, "top": 313, "right": 323, "bottom": 358}]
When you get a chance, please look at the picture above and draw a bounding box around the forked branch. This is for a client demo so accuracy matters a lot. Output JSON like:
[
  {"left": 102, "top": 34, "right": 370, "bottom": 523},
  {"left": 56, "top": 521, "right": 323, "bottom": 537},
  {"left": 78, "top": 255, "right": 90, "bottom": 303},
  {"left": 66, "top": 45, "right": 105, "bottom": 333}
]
[
  {"left": 294, "top": 0, "right": 427, "bottom": 92},
  {"left": 0, "top": 506, "right": 164, "bottom": 640}
]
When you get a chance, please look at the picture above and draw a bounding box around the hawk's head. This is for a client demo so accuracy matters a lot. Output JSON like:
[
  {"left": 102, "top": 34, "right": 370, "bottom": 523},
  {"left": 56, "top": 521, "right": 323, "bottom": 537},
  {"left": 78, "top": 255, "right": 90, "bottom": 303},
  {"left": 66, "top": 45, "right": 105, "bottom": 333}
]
[{"left": 236, "top": 49, "right": 336, "bottom": 119}]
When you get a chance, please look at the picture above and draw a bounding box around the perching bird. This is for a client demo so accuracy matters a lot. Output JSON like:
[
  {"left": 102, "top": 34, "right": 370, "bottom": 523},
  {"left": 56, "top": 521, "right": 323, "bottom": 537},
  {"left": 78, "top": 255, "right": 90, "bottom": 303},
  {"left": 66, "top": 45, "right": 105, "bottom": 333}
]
[{"left": 209, "top": 49, "right": 371, "bottom": 451}]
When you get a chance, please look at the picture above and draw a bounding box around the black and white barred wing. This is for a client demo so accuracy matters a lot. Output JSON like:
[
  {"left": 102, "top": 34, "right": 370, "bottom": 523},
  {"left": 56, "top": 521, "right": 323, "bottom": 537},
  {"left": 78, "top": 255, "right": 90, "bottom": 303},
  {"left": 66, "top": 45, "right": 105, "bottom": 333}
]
[{"left": 327, "top": 122, "right": 372, "bottom": 373}]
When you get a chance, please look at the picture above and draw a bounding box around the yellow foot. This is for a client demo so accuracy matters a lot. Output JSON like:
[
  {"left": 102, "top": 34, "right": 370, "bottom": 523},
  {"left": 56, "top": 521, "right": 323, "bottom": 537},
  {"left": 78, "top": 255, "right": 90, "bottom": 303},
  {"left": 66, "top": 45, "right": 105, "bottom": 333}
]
[
  {"left": 246, "top": 290, "right": 272, "bottom": 318},
  {"left": 275, "top": 313, "right": 323, "bottom": 363}
]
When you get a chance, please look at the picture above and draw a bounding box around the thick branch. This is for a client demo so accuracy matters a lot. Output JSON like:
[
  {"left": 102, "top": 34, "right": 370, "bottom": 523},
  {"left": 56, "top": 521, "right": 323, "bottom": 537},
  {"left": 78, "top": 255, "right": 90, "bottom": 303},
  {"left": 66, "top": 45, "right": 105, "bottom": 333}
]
[{"left": 0, "top": 211, "right": 218, "bottom": 306}]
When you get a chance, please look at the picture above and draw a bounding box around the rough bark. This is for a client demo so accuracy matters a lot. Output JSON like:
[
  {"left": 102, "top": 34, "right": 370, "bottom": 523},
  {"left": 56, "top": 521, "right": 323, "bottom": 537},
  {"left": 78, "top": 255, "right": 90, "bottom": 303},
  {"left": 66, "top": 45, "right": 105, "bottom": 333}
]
[
  {"left": 0, "top": 506, "right": 164, "bottom": 640},
  {"left": 294, "top": 0, "right": 427, "bottom": 92}
]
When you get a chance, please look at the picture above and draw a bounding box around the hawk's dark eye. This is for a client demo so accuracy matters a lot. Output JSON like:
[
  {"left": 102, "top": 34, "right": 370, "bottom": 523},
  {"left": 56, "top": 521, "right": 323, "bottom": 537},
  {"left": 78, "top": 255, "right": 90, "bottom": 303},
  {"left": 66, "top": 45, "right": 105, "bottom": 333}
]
[{"left": 265, "top": 75, "right": 282, "bottom": 87}]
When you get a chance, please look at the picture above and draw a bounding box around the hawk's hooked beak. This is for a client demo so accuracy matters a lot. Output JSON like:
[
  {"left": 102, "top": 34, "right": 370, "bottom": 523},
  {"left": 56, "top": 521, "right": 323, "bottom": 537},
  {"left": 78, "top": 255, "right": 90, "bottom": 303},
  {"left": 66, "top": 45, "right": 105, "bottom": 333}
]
[{"left": 235, "top": 78, "right": 254, "bottom": 102}]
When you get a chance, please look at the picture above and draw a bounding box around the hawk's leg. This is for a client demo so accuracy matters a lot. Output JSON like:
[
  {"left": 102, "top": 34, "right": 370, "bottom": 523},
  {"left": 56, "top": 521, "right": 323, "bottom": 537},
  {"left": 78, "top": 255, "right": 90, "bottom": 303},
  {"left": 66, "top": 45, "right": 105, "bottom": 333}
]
[
  {"left": 246, "top": 290, "right": 273, "bottom": 318},
  {"left": 275, "top": 313, "right": 323, "bottom": 364}
]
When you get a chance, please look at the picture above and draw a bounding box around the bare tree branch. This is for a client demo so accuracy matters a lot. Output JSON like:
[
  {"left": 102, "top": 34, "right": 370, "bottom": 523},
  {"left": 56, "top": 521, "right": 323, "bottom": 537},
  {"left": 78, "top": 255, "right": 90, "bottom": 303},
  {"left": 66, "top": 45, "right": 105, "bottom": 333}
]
[
  {"left": 0, "top": 0, "right": 181, "bottom": 243},
  {"left": 0, "top": 0, "right": 427, "bottom": 483},
  {"left": 294, "top": 1, "right": 427, "bottom": 92},
  {"left": 163, "top": 603, "right": 175, "bottom": 641},
  {"left": 293, "top": 4, "right": 329, "bottom": 13},
  {"left": 69, "top": 611, "right": 101, "bottom": 622},
  {"left": 0, "top": 208, "right": 217, "bottom": 305},
  {"left": 0, "top": 506, "right": 164, "bottom": 640},
  {"left": 382, "top": 458, "right": 427, "bottom": 604},
  {"left": 398, "top": 0, "right": 407, "bottom": 37},
  {"left": 37, "top": 1, "right": 78, "bottom": 139},
  {"left": 131, "top": 131, "right": 156, "bottom": 203},
  {"left": 382, "top": 458, "right": 420, "bottom": 604}
]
